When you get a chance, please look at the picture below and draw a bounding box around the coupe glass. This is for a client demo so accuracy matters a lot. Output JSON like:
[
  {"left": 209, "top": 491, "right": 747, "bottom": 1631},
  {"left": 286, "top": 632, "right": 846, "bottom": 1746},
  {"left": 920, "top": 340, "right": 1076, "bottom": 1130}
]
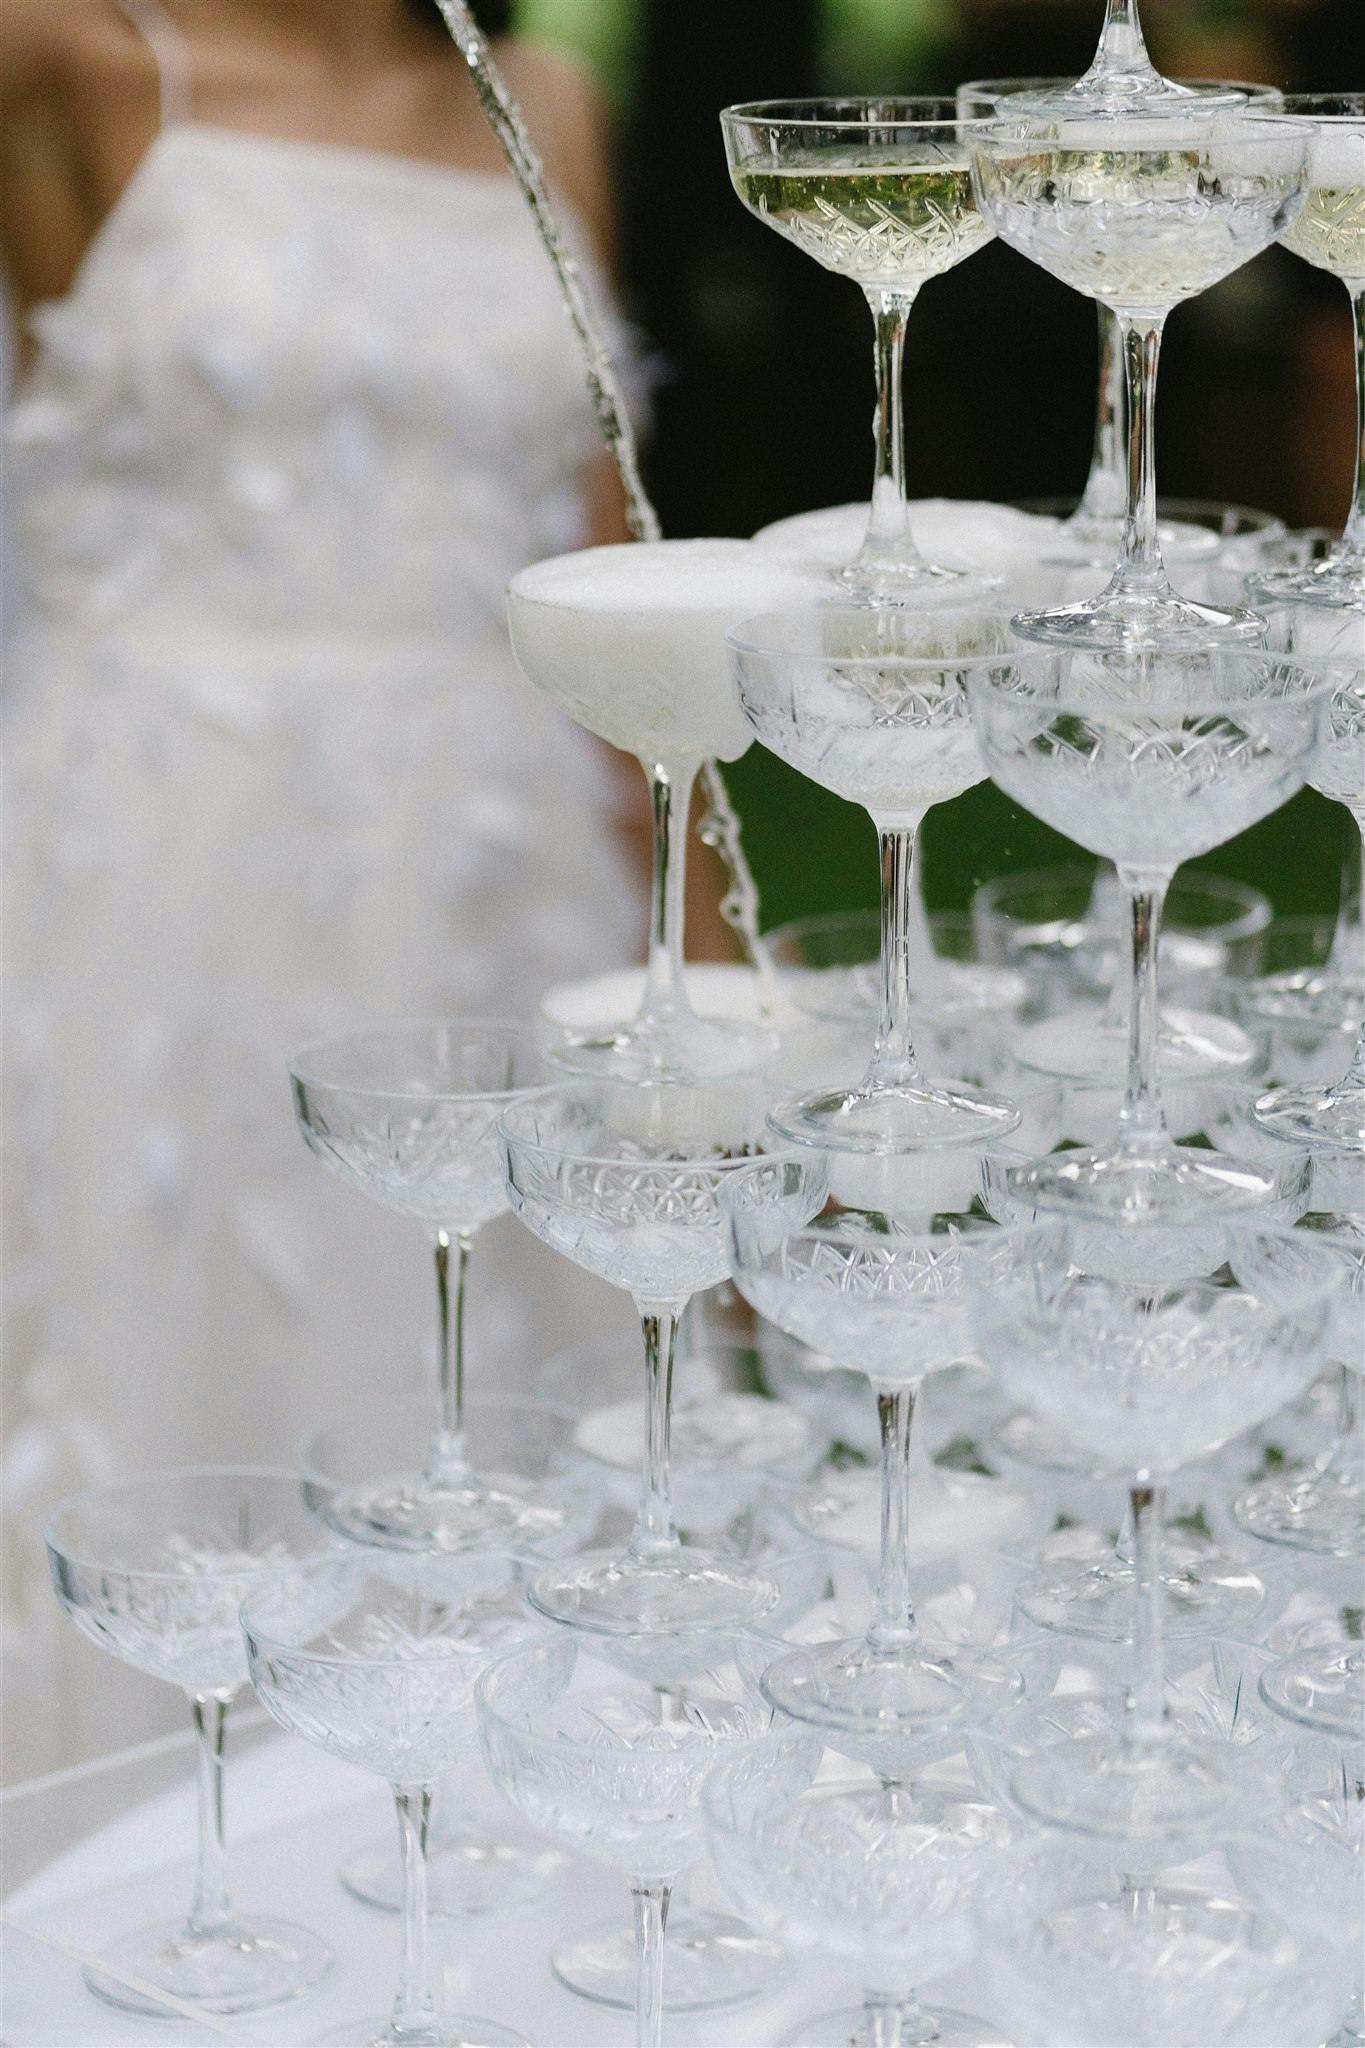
[
  {"left": 499, "top": 1080, "right": 826, "bottom": 1633},
  {"left": 1234, "top": 1211, "right": 1364, "bottom": 1555},
  {"left": 46, "top": 1469, "right": 335, "bottom": 2016},
  {"left": 968, "top": 1222, "right": 1341, "bottom": 1842},
  {"left": 730, "top": 603, "right": 1023, "bottom": 1152},
  {"left": 1253, "top": 643, "right": 1365, "bottom": 1152},
  {"left": 241, "top": 1553, "right": 530, "bottom": 2048},
  {"left": 967, "top": 645, "right": 1335, "bottom": 1225},
  {"left": 1259, "top": 1637, "right": 1364, "bottom": 1745},
  {"left": 506, "top": 539, "right": 818, "bottom": 1083},
  {"left": 705, "top": 1748, "right": 1013, "bottom": 2048},
  {"left": 1227, "top": 1777, "right": 1364, "bottom": 2048},
  {"left": 290, "top": 1022, "right": 576, "bottom": 1553},
  {"left": 1236, "top": 817, "right": 1363, "bottom": 1082},
  {"left": 301, "top": 1398, "right": 586, "bottom": 1919},
  {"left": 729, "top": 1181, "right": 1022, "bottom": 1779},
  {"left": 476, "top": 1637, "right": 813, "bottom": 2048},
  {"left": 970, "top": 113, "right": 1307, "bottom": 647},
  {"left": 1247, "top": 97, "right": 1365, "bottom": 611},
  {"left": 978, "top": 1846, "right": 1354, "bottom": 2048},
  {"left": 720, "top": 100, "right": 999, "bottom": 603},
  {"left": 958, "top": 77, "right": 1280, "bottom": 576}
]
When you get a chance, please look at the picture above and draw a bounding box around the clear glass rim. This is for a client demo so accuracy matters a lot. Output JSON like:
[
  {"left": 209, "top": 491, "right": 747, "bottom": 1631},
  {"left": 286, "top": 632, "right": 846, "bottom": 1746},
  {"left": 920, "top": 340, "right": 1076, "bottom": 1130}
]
[
  {"left": 958, "top": 76, "right": 1284, "bottom": 101},
  {"left": 728, "top": 1200, "right": 1006, "bottom": 1259},
  {"left": 46, "top": 1464, "right": 318, "bottom": 1582},
  {"left": 727, "top": 605, "right": 1026, "bottom": 669},
  {"left": 966, "top": 651, "right": 1349, "bottom": 716},
  {"left": 240, "top": 1551, "right": 526, "bottom": 1669},
  {"left": 476, "top": 1639, "right": 778, "bottom": 1762},
  {"left": 1247, "top": 93, "right": 1365, "bottom": 123},
  {"left": 720, "top": 96, "right": 989, "bottom": 133},
  {"left": 289, "top": 1017, "right": 544, "bottom": 1104},
  {"left": 981, "top": 1219, "right": 1344, "bottom": 1307},
  {"left": 974, "top": 862, "right": 1273, "bottom": 930},
  {"left": 497, "top": 1087, "right": 810, "bottom": 1177},
  {"left": 972, "top": 112, "right": 1308, "bottom": 147}
]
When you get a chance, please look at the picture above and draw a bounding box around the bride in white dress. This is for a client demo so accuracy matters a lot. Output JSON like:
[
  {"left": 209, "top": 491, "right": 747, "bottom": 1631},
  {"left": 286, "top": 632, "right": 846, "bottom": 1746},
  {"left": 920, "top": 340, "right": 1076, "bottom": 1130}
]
[{"left": 1, "top": 0, "right": 641, "bottom": 1772}]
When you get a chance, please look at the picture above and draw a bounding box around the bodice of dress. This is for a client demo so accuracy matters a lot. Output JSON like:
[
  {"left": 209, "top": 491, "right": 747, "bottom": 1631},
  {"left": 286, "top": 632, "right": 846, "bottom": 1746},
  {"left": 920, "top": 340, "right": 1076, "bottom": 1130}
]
[{"left": 7, "top": 124, "right": 615, "bottom": 638}]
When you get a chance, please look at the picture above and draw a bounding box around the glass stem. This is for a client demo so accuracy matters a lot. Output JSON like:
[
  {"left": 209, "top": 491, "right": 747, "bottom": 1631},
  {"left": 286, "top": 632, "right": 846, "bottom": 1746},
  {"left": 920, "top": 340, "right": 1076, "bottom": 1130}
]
[
  {"left": 863, "top": 1994, "right": 907, "bottom": 2048},
  {"left": 1074, "top": 306, "right": 1127, "bottom": 526},
  {"left": 425, "top": 1228, "right": 473, "bottom": 1482},
  {"left": 850, "top": 289, "right": 923, "bottom": 579},
  {"left": 631, "top": 1879, "right": 671, "bottom": 2048},
  {"left": 868, "top": 1383, "right": 918, "bottom": 1654},
  {"left": 188, "top": 1694, "right": 233, "bottom": 1936},
  {"left": 1107, "top": 311, "right": 1170, "bottom": 604},
  {"left": 1316, "top": 1364, "right": 1363, "bottom": 1482},
  {"left": 1342, "top": 287, "right": 1365, "bottom": 560},
  {"left": 638, "top": 760, "right": 698, "bottom": 1031},
  {"left": 1116, "top": 867, "right": 1173, "bottom": 1159},
  {"left": 1124, "top": 1478, "right": 1170, "bottom": 1753},
  {"left": 867, "top": 819, "right": 926, "bottom": 1089},
  {"left": 1325, "top": 808, "right": 1364, "bottom": 981},
  {"left": 629, "top": 1304, "right": 681, "bottom": 1560},
  {"left": 390, "top": 1783, "right": 438, "bottom": 2041},
  {"left": 1083, "top": 0, "right": 1158, "bottom": 87},
  {"left": 1339, "top": 813, "right": 1365, "bottom": 1091}
]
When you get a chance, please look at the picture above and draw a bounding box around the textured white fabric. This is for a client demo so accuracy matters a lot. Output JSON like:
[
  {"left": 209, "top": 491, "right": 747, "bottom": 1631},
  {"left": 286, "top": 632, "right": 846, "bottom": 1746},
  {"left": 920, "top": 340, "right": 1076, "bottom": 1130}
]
[{"left": 2, "top": 122, "right": 640, "bottom": 1774}]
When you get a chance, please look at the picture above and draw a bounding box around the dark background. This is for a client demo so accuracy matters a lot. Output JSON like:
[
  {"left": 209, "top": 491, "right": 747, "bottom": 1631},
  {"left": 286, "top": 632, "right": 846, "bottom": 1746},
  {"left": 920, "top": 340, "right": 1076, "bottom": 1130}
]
[{"left": 529, "top": 0, "right": 1359, "bottom": 931}]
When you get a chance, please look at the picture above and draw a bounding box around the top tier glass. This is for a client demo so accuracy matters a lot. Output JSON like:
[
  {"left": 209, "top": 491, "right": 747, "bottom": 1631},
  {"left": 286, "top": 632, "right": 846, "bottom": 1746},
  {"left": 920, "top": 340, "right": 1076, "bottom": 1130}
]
[
  {"left": 720, "top": 98, "right": 999, "bottom": 605},
  {"left": 995, "top": 0, "right": 1252, "bottom": 118}
]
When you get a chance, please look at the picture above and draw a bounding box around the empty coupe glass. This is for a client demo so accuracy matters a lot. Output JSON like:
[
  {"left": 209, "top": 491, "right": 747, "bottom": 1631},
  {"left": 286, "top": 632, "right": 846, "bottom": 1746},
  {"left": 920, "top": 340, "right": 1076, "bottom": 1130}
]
[
  {"left": 968, "top": 1223, "right": 1341, "bottom": 1842},
  {"left": 721, "top": 100, "right": 999, "bottom": 603},
  {"left": 968, "top": 646, "right": 1334, "bottom": 1225},
  {"left": 46, "top": 1469, "right": 335, "bottom": 2016},
  {"left": 705, "top": 1746, "right": 1013, "bottom": 2048},
  {"left": 499, "top": 1080, "right": 826, "bottom": 1634},
  {"left": 241, "top": 1552, "right": 531, "bottom": 2048},
  {"left": 729, "top": 1179, "right": 1021, "bottom": 1779},
  {"left": 730, "top": 603, "right": 1025, "bottom": 1153},
  {"left": 290, "top": 1022, "right": 576, "bottom": 1553},
  {"left": 477, "top": 1637, "right": 813, "bottom": 2048},
  {"left": 978, "top": 1846, "right": 1353, "bottom": 2047},
  {"left": 970, "top": 114, "right": 1307, "bottom": 647}
]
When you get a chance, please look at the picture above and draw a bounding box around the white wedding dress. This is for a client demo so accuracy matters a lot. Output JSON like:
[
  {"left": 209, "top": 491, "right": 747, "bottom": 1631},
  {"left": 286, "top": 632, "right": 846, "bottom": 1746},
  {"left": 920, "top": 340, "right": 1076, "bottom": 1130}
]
[{"left": 2, "top": 8, "right": 638, "bottom": 1773}]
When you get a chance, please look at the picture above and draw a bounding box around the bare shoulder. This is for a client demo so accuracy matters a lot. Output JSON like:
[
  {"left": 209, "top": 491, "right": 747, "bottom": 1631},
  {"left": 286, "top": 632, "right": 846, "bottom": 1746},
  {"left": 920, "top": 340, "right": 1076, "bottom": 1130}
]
[{"left": 494, "top": 38, "right": 616, "bottom": 259}]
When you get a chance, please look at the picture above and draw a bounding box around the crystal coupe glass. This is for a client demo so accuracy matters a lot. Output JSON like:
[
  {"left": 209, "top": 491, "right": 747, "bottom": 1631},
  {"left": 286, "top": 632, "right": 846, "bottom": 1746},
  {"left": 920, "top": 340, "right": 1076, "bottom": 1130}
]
[
  {"left": 705, "top": 1747, "right": 1013, "bottom": 2048},
  {"left": 46, "top": 1469, "right": 335, "bottom": 2017},
  {"left": 978, "top": 1845, "right": 1354, "bottom": 2048},
  {"left": 1247, "top": 97, "right": 1365, "bottom": 612},
  {"left": 290, "top": 1022, "right": 580, "bottom": 1553},
  {"left": 499, "top": 1080, "right": 826, "bottom": 1634},
  {"left": 970, "top": 113, "right": 1307, "bottom": 647},
  {"left": 1254, "top": 644, "right": 1365, "bottom": 1153},
  {"left": 968, "top": 646, "right": 1334, "bottom": 1225},
  {"left": 968, "top": 1222, "right": 1341, "bottom": 1842},
  {"left": 729, "top": 1181, "right": 1021, "bottom": 1779},
  {"left": 506, "top": 539, "right": 818, "bottom": 1083},
  {"left": 477, "top": 1637, "right": 813, "bottom": 2048},
  {"left": 730, "top": 603, "right": 1023, "bottom": 1153},
  {"left": 241, "top": 1552, "right": 531, "bottom": 2048},
  {"left": 720, "top": 100, "right": 999, "bottom": 603}
]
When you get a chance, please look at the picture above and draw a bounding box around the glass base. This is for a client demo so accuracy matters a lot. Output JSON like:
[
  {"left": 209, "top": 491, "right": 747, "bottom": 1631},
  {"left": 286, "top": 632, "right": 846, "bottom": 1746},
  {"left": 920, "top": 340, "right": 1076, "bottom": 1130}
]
[
  {"left": 1249, "top": 553, "right": 1365, "bottom": 612},
  {"left": 1017, "top": 1007, "right": 1256, "bottom": 1085},
  {"left": 315, "top": 2017, "right": 526, "bottom": 2047},
  {"left": 1253, "top": 1079, "right": 1365, "bottom": 1154},
  {"left": 1259, "top": 1640, "right": 1364, "bottom": 1742},
  {"left": 322, "top": 1467, "right": 571, "bottom": 1554},
  {"left": 1010, "top": 588, "right": 1264, "bottom": 652},
  {"left": 339, "top": 1821, "right": 571, "bottom": 1918},
  {"left": 761, "top": 1636, "right": 1022, "bottom": 1752},
  {"left": 551, "top": 1910, "right": 783, "bottom": 2012},
  {"left": 1009, "top": 1729, "right": 1265, "bottom": 1845},
  {"left": 1013, "top": 1543, "right": 1265, "bottom": 1642},
  {"left": 1012, "top": 1142, "right": 1284, "bottom": 1227},
  {"left": 527, "top": 1544, "right": 779, "bottom": 1636},
  {"left": 837, "top": 551, "right": 1002, "bottom": 607},
  {"left": 767, "top": 1076, "right": 1020, "bottom": 1156},
  {"left": 1040, "top": 513, "right": 1221, "bottom": 571},
  {"left": 84, "top": 1916, "right": 333, "bottom": 2018},
  {"left": 544, "top": 1010, "right": 777, "bottom": 1086},
  {"left": 1233, "top": 1462, "right": 1365, "bottom": 1558},
  {"left": 781, "top": 2005, "right": 1011, "bottom": 2047},
  {"left": 991, "top": 1410, "right": 1103, "bottom": 1477}
]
